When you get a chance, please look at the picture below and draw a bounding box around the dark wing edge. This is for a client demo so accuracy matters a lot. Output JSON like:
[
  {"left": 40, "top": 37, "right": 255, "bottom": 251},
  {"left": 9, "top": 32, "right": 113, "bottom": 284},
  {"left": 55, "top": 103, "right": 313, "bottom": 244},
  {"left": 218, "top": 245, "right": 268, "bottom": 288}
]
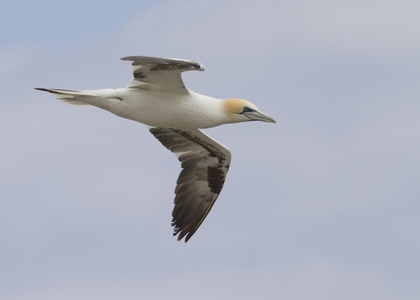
[
  {"left": 121, "top": 56, "right": 205, "bottom": 90},
  {"left": 121, "top": 56, "right": 205, "bottom": 72},
  {"left": 149, "top": 127, "right": 231, "bottom": 242}
]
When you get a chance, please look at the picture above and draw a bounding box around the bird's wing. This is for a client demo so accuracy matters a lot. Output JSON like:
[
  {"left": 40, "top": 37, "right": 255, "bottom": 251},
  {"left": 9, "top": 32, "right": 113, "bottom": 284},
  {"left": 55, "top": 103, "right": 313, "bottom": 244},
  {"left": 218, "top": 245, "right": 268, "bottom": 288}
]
[
  {"left": 149, "top": 127, "right": 231, "bottom": 242},
  {"left": 121, "top": 56, "right": 205, "bottom": 93}
]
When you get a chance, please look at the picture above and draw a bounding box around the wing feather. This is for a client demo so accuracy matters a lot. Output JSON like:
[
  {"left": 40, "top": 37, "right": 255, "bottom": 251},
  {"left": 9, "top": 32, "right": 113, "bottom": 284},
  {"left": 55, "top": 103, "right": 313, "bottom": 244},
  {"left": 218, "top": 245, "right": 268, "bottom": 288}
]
[
  {"left": 121, "top": 56, "right": 205, "bottom": 92},
  {"left": 149, "top": 127, "right": 231, "bottom": 242}
]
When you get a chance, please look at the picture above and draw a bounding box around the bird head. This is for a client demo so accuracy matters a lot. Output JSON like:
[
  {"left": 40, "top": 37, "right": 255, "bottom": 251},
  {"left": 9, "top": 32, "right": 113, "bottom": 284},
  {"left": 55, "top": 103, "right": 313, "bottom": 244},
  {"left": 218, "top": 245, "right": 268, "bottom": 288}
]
[{"left": 224, "top": 98, "right": 276, "bottom": 124}]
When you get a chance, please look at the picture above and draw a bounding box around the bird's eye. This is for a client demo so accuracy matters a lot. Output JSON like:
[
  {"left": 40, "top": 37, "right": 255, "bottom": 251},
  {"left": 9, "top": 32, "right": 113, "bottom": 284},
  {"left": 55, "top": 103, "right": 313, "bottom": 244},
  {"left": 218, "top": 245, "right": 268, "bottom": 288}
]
[{"left": 242, "top": 106, "right": 252, "bottom": 113}]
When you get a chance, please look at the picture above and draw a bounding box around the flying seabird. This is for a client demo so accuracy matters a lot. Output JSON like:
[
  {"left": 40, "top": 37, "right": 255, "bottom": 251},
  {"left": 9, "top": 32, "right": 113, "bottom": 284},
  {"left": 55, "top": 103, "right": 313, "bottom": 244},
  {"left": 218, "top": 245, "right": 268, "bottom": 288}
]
[{"left": 36, "top": 56, "right": 276, "bottom": 242}]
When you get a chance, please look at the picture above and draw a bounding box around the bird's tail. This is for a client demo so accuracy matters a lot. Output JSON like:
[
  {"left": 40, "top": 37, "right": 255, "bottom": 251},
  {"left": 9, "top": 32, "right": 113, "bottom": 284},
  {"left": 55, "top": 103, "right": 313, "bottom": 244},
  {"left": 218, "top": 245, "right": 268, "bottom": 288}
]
[{"left": 35, "top": 88, "right": 90, "bottom": 105}]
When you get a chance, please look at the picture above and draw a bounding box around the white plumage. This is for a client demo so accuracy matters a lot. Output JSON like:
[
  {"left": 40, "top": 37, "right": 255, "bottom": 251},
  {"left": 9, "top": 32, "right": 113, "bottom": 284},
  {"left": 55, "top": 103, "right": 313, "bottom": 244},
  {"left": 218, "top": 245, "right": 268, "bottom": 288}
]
[{"left": 36, "top": 56, "right": 276, "bottom": 242}]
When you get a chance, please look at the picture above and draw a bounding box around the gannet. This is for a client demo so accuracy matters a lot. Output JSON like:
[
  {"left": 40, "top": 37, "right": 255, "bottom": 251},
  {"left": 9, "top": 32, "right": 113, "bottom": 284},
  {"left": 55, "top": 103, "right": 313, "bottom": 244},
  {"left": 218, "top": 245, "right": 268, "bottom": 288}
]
[{"left": 36, "top": 56, "right": 276, "bottom": 242}]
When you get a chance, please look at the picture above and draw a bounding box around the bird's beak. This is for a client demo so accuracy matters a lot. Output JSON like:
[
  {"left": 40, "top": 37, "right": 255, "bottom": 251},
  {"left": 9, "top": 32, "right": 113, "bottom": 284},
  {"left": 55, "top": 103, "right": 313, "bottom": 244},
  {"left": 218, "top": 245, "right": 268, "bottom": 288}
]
[{"left": 244, "top": 110, "right": 276, "bottom": 123}]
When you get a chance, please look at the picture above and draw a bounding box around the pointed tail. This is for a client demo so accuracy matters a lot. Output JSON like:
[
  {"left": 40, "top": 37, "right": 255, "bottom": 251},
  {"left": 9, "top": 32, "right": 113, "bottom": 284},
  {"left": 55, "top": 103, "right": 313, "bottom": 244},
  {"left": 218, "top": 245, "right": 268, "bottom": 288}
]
[{"left": 35, "top": 88, "right": 90, "bottom": 105}]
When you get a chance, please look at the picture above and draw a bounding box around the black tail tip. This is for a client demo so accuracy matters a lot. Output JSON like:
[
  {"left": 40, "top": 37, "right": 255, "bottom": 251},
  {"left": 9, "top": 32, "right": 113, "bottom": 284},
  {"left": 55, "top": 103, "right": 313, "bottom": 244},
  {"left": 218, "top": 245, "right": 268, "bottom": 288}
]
[{"left": 35, "top": 88, "right": 51, "bottom": 92}]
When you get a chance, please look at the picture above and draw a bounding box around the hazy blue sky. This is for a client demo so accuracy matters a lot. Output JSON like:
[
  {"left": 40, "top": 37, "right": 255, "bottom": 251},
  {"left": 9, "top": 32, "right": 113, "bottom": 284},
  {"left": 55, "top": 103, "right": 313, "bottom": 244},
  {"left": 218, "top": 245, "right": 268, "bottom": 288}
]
[{"left": 1, "top": 0, "right": 420, "bottom": 299}]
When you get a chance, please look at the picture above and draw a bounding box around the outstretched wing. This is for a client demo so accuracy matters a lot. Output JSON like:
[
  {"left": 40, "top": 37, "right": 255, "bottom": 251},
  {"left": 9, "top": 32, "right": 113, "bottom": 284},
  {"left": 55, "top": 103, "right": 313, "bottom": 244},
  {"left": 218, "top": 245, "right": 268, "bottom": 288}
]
[
  {"left": 149, "top": 127, "right": 231, "bottom": 242},
  {"left": 121, "top": 56, "right": 205, "bottom": 92}
]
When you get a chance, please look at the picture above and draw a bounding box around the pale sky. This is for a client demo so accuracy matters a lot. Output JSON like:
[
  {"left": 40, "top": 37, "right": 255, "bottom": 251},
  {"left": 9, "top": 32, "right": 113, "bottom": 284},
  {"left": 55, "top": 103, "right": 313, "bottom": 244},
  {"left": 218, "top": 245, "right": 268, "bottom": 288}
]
[{"left": 1, "top": 0, "right": 420, "bottom": 299}]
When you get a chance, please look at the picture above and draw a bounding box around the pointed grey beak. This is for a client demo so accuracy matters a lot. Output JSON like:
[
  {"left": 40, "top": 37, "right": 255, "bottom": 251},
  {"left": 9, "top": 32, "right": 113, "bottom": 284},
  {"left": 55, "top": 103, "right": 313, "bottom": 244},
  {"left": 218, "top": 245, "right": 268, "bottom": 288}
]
[{"left": 244, "top": 110, "right": 276, "bottom": 123}]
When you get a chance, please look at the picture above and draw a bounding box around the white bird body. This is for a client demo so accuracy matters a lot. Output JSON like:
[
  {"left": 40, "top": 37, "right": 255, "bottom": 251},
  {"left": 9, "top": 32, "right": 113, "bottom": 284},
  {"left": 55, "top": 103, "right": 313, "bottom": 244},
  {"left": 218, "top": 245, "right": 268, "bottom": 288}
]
[
  {"left": 36, "top": 56, "right": 275, "bottom": 242},
  {"left": 82, "top": 89, "right": 229, "bottom": 129}
]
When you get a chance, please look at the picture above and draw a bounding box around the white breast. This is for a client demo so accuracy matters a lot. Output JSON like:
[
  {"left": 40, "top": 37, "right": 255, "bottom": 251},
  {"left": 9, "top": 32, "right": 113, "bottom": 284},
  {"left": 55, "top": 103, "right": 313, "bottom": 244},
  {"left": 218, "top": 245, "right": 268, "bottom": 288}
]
[{"left": 108, "top": 89, "right": 227, "bottom": 129}]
